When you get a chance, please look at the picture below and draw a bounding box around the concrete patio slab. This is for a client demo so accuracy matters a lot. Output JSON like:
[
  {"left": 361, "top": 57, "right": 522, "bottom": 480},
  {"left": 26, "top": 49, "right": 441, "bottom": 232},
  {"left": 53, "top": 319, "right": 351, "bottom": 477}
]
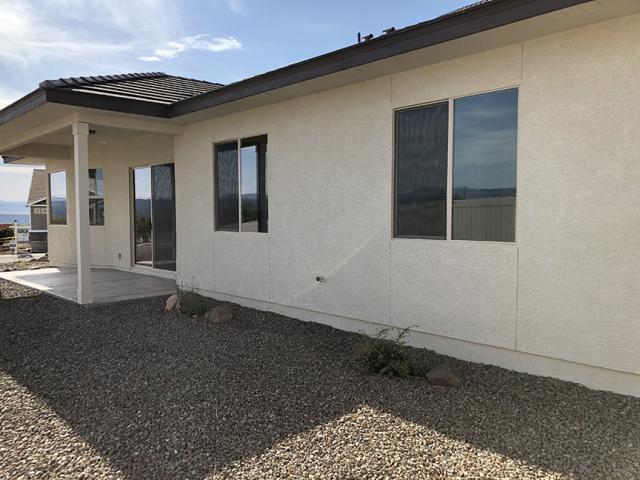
[{"left": 0, "top": 267, "right": 176, "bottom": 304}]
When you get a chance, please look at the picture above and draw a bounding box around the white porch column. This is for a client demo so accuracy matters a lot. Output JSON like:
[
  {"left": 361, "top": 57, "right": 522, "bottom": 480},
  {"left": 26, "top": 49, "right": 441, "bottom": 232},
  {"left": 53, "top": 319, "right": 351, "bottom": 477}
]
[{"left": 72, "top": 122, "right": 93, "bottom": 304}]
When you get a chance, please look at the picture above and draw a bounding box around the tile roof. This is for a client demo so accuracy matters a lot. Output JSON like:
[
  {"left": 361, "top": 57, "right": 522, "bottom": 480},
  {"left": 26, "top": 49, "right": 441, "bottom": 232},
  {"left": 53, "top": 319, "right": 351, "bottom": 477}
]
[
  {"left": 39, "top": 72, "right": 223, "bottom": 105},
  {"left": 434, "top": 0, "right": 496, "bottom": 20},
  {"left": 27, "top": 169, "right": 48, "bottom": 206},
  {"left": 0, "top": 0, "right": 590, "bottom": 125}
]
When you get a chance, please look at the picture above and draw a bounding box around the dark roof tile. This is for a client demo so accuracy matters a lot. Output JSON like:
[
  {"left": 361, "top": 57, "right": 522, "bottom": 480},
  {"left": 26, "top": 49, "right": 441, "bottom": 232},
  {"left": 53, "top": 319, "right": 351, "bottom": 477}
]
[
  {"left": 27, "top": 169, "right": 48, "bottom": 206},
  {"left": 39, "top": 72, "right": 222, "bottom": 105}
]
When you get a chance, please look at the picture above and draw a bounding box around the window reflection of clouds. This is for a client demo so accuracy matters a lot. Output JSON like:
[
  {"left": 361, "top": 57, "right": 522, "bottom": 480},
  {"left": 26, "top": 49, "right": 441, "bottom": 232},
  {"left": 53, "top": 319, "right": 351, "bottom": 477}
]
[
  {"left": 134, "top": 167, "right": 152, "bottom": 199},
  {"left": 241, "top": 146, "right": 258, "bottom": 195},
  {"left": 50, "top": 171, "right": 66, "bottom": 198},
  {"left": 49, "top": 171, "right": 67, "bottom": 224},
  {"left": 452, "top": 88, "right": 518, "bottom": 242},
  {"left": 453, "top": 89, "right": 518, "bottom": 194}
]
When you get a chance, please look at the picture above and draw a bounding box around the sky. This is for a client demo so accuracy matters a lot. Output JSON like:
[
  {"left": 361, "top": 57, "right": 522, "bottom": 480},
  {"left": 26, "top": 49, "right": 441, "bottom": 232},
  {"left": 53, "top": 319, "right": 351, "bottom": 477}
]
[{"left": 0, "top": 0, "right": 471, "bottom": 213}]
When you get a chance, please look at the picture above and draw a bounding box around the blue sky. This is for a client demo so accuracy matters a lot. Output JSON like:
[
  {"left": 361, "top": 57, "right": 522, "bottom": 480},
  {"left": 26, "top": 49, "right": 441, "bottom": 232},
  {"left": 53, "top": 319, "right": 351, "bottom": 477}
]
[{"left": 0, "top": 0, "right": 470, "bottom": 213}]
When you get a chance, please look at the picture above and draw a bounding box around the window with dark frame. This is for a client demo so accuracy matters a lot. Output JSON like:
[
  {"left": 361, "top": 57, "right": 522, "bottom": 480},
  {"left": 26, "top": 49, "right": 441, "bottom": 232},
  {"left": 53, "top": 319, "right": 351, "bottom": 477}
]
[
  {"left": 215, "top": 135, "right": 268, "bottom": 233},
  {"left": 394, "top": 88, "right": 518, "bottom": 242},
  {"left": 452, "top": 88, "right": 518, "bottom": 242},
  {"left": 394, "top": 102, "right": 449, "bottom": 238},
  {"left": 88, "top": 168, "right": 105, "bottom": 226},
  {"left": 49, "top": 171, "right": 67, "bottom": 225}
]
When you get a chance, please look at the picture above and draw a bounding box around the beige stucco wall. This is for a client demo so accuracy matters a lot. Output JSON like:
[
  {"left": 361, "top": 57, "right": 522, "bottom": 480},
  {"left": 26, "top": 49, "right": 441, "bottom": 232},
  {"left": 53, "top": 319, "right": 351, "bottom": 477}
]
[
  {"left": 41, "top": 13, "right": 640, "bottom": 394},
  {"left": 45, "top": 155, "right": 107, "bottom": 268},
  {"left": 516, "top": 13, "right": 640, "bottom": 375},
  {"left": 173, "top": 13, "right": 640, "bottom": 392}
]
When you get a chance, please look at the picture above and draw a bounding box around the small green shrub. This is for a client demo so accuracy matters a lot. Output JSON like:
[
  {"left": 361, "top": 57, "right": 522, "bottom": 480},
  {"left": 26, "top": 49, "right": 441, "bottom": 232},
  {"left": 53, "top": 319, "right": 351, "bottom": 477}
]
[
  {"left": 178, "top": 289, "right": 207, "bottom": 316},
  {"left": 354, "top": 327, "right": 412, "bottom": 377}
]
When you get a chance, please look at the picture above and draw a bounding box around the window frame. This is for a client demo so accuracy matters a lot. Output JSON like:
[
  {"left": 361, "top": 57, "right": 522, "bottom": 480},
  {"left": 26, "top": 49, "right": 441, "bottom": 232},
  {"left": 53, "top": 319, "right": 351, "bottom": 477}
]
[
  {"left": 393, "top": 99, "right": 450, "bottom": 240},
  {"left": 48, "top": 170, "right": 68, "bottom": 226},
  {"left": 213, "top": 134, "right": 268, "bottom": 234},
  {"left": 392, "top": 86, "right": 519, "bottom": 244},
  {"left": 88, "top": 168, "right": 105, "bottom": 226}
]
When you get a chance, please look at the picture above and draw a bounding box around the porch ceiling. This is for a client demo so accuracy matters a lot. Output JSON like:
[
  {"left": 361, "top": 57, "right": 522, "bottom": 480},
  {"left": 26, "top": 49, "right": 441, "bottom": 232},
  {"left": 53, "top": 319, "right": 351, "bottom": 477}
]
[
  {"left": 0, "top": 105, "right": 184, "bottom": 157},
  {"left": 31, "top": 125, "right": 151, "bottom": 147},
  {"left": 1, "top": 123, "right": 173, "bottom": 165}
]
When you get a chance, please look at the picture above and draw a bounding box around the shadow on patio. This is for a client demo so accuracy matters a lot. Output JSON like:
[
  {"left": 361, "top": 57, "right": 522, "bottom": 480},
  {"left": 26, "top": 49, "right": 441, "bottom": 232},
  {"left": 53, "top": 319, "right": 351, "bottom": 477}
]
[{"left": 1, "top": 283, "right": 639, "bottom": 479}]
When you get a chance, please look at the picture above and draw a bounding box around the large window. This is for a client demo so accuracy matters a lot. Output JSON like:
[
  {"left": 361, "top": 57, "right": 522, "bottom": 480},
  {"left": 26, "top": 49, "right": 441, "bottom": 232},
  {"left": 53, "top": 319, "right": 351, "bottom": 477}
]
[
  {"left": 394, "top": 102, "right": 449, "bottom": 238},
  {"left": 49, "top": 171, "right": 67, "bottom": 225},
  {"left": 394, "top": 88, "right": 518, "bottom": 242},
  {"left": 215, "top": 135, "right": 268, "bottom": 233},
  {"left": 88, "top": 168, "right": 105, "bottom": 226},
  {"left": 453, "top": 89, "right": 518, "bottom": 242}
]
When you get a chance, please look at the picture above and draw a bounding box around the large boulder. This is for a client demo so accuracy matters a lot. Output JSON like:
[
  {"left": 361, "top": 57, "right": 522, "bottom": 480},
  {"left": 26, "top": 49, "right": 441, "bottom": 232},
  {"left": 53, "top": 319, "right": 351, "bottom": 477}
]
[
  {"left": 204, "top": 304, "right": 233, "bottom": 323},
  {"left": 425, "top": 365, "right": 461, "bottom": 387}
]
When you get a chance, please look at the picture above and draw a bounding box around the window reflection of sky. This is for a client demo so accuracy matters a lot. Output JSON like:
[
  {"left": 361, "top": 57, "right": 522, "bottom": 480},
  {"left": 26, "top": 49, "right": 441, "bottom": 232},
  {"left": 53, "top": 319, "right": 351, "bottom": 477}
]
[
  {"left": 453, "top": 88, "right": 518, "bottom": 198},
  {"left": 241, "top": 146, "right": 258, "bottom": 196},
  {"left": 50, "top": 171, "right": 66, "bottom": 199},
  {"left": 134, "top": 167, "right": 151, "bottom": 199}
]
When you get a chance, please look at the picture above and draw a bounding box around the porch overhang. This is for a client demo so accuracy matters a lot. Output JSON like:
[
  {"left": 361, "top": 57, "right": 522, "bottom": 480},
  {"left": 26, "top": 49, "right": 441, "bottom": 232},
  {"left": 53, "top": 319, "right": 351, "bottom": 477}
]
[
  {"left": 0, "top": 112, "right": 182, "bottom": 305},
  {"left": 0, "top": 107, "right": 185, "bottom": 160}
]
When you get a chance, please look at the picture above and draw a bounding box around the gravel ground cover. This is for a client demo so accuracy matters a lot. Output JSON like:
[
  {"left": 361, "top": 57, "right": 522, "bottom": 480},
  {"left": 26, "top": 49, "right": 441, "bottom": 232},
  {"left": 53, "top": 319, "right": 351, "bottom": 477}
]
[
  {"left": 1, "top": 279, "right": 639, "bottom": 479},
  {"left": 0, "top": 256, "right": 49, "bottom": 272}
]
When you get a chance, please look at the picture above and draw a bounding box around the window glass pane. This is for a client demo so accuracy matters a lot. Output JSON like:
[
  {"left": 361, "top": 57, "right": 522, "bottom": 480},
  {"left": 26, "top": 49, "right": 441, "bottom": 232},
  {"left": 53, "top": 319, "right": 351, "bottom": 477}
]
[
  {"left": 89, "top": 198, "right": 104, "bottom": 226},
  {"left": 240, "top": 145, "right": 259, "bottom": 232},
  {"left": 151, "top": 163, "right": 176, "bottom": 271},
  {"left": 88, "top": 168, "right": 104, "bottom": 197},
  {"left": 240, "top": 135, "right": 268, "bottom": 232},
  {"left": 215, "top": 142, "right": 239, "bottom": 231},
  {"left": 133, "top": 167, "right": 152, "bottom": 266},
  {"left": 395, "top": 102, "right": 449, "bottom": 238},
  {"left": 453, "top": 88, "right": 518, "bottom": 242},
  {"left": 49, "top": 171, "right": 67, "bottom": 225}
]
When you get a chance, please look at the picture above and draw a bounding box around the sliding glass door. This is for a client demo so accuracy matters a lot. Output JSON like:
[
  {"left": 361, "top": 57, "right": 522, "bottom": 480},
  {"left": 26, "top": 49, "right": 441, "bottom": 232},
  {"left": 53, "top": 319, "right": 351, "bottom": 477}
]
[{"left": 132, "top": 164, "right": 176, "bottom": 271}]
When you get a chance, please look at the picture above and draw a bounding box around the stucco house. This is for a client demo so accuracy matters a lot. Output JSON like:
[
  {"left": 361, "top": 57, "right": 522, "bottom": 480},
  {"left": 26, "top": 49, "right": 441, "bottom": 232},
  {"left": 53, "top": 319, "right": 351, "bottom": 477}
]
[{"left": 1, "top": 0, "right": 639, "bottom": 396}]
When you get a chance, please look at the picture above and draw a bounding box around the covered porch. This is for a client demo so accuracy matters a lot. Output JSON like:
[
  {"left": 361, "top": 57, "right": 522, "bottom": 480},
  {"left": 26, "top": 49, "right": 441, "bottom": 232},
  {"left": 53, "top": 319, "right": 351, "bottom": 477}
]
[
  {"left": 0, "top": 267, "right": 175, "bottom": 304},
  {"left": 0, "top": 103, "right": 184, "bottom": 304}
]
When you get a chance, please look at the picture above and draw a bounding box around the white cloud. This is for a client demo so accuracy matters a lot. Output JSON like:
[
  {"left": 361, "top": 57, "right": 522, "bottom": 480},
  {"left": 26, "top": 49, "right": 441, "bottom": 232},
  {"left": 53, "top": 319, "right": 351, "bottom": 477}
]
[
  {"left": 0, "top": 1, "right": 241, "bottom": 68},
  {"left": 140, "top": 34, "right": 242, "bottom": 62},
  {"left": 227, "top": 0, "right": 245, "bottom": 14},
  {"left": 0, "top": 2, "right": 137, "bottom": 70},
  {"left": 0, "top": 162, "right": 43, "bottom": 203},
  {"left": 0, "top": 86, "right": 26, "bottom": 109},
  {"left": 0, "top": 1, "right": 242, "bottom": 107}
]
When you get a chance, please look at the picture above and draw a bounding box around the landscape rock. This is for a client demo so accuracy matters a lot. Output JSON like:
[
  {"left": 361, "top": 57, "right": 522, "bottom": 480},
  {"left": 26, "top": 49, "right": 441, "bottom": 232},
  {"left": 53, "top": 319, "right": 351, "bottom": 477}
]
[
  {"left": 204, "top": 304, "right": 233, "bottom": 323},
  {"left": 425, "top": 365, "right": 461, "bottom": 387},
  {"left": 164, "top": 293, "right": 179, "bottom": 312}
]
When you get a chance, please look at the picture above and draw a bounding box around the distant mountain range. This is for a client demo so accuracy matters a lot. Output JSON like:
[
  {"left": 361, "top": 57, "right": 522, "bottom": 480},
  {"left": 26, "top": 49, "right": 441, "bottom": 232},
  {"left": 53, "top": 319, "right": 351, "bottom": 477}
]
[{"left": 0, "top": 200, "right": 28, "bottom": 215}]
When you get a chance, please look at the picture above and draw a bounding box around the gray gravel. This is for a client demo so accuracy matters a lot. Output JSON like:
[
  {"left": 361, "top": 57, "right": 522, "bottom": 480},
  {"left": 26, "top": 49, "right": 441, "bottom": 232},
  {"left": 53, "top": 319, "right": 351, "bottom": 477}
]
[{"left": 1, "top": 280, "right": 639, "bottom": 479}]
